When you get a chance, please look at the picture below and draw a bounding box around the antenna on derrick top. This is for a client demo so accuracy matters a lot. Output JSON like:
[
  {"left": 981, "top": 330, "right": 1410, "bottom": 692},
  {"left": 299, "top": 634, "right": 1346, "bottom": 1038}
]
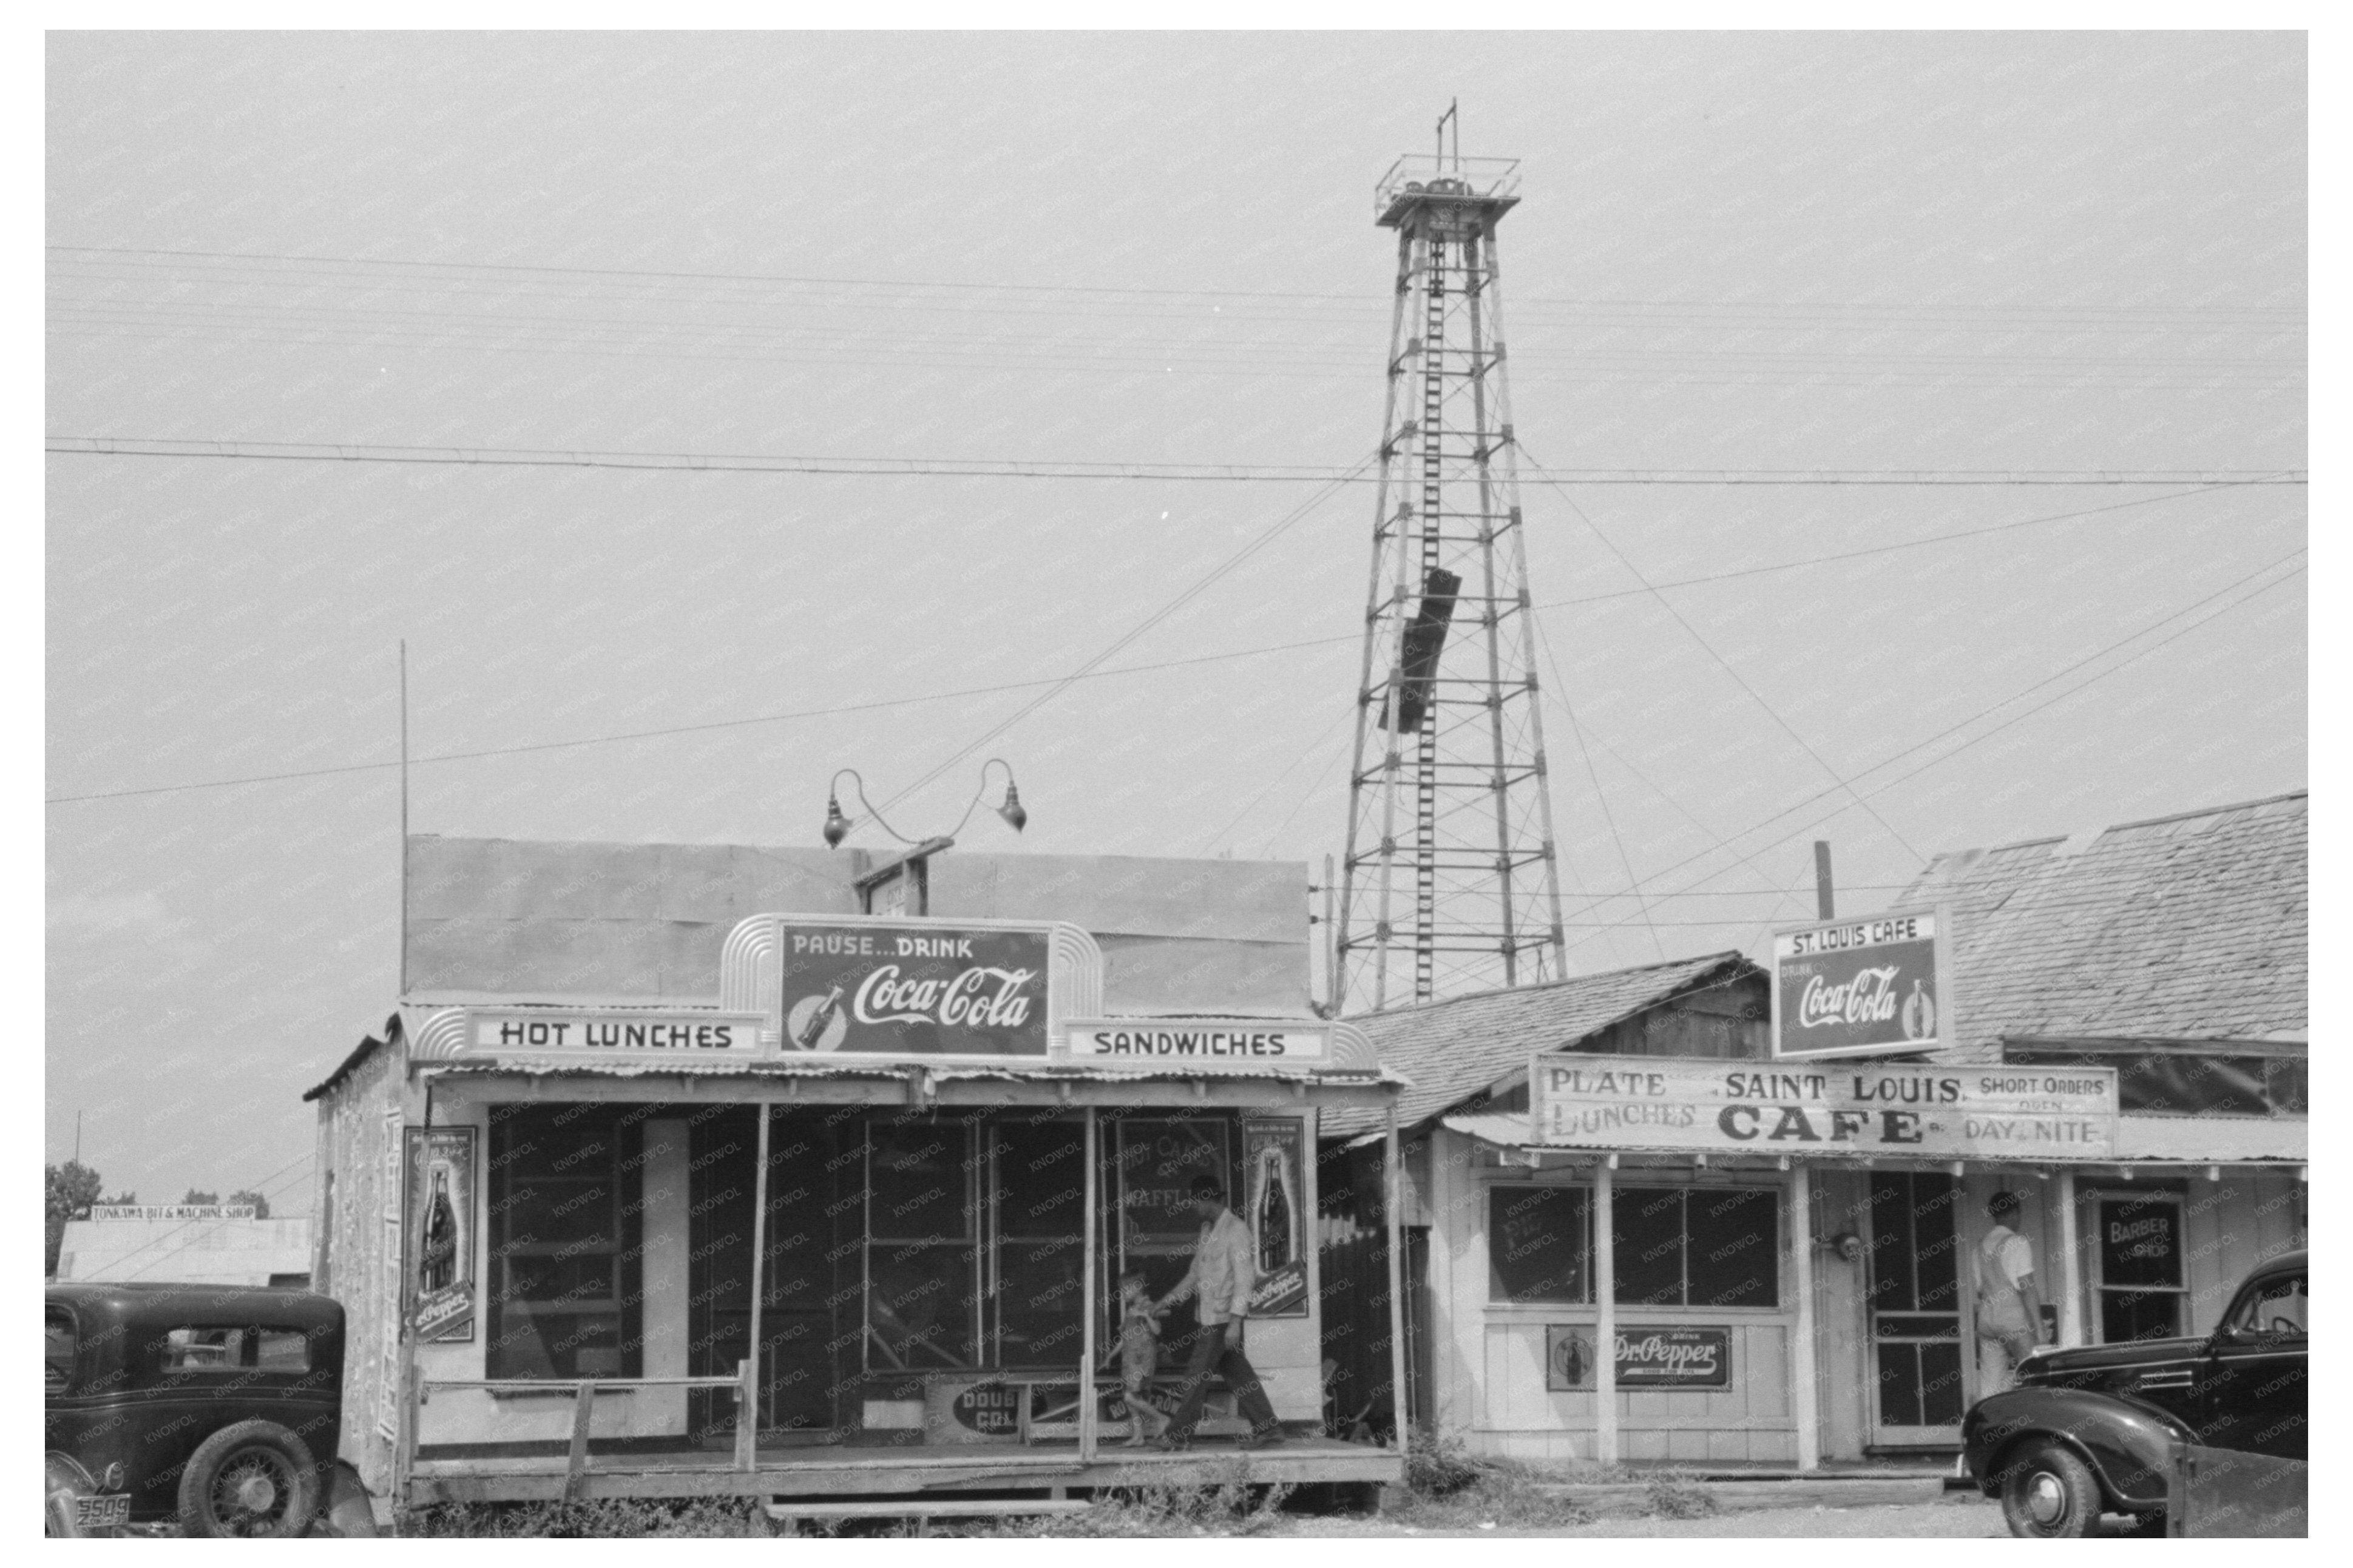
[{"left": 1435, "top": 98, "right": 1460, "bottom": 171}]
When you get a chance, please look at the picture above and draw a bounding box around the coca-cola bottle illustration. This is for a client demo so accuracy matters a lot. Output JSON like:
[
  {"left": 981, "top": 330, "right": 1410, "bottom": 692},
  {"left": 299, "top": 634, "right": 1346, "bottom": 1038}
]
[
  {"left": 418, "top": 1166, "right": 458, "bottom": 1297},
  {"left": 792, "top": 984, "right": 845, "bottom": 1050},
  {"left": 1254, "top": 1147, "right": 1295, "bottom": 1272},
  {"left": 1901, "top": 979, "right": 1936, "bottom": 1040}
]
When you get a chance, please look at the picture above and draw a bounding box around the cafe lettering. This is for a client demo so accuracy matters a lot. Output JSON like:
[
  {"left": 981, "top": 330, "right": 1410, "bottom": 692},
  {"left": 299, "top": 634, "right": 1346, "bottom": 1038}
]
[{"left": 1534, "top": 1057, "right": 2119, "bottom": 1160}]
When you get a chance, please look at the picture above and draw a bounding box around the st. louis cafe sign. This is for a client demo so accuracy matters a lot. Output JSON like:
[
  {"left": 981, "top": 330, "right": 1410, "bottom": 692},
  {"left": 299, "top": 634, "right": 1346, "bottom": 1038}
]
[{"left": 1770, "top": 907, "right": 1955, "bottom": 1060}]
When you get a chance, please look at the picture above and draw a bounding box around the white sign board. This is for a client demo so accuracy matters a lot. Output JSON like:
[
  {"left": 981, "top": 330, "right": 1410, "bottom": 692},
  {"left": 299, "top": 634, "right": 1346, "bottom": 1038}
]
[
  {"left": 466, "top": 1011, "right": 765, "bottom": 1056},
  {"left": 1061, "top": 1021, "right": 1332, "bottom": 1066},
  {"left": 1531, "top": 1053, "right": 2118, "bottom": 1160}
]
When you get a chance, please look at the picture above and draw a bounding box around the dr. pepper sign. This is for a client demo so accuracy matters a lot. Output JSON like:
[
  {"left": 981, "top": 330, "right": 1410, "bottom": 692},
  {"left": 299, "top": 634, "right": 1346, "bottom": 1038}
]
[
  {"left": 779, "top": 921, "right": 1049, "bottom": 1057},
  {"left": 1771, "top": 908, "right": 1951, "bottom": 1059}
]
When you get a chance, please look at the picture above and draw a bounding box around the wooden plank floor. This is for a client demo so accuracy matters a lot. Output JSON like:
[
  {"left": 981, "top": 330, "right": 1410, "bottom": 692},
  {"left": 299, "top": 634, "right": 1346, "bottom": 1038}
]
[{"left": 408, "top": 1436, "right": 1402, "bottom": 1505}]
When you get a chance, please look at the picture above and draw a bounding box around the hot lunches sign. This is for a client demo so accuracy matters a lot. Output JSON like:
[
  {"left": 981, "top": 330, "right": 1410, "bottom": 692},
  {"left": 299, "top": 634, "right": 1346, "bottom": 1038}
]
[
  {"left": 1531, "top": 1053, "right": 2119, "bottom": 1160},
  {"left": 780, "top": 922, "right": 1050, "bottom": 1057},
  {"left": 1771, "top": 908, "right": 1951, "bottom": 1059}
]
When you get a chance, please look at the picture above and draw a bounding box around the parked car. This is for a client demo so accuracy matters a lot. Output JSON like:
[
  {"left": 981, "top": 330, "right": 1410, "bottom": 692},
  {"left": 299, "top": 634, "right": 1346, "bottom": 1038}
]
[
  {"left": 44, "top": 1282, "right": 376, "bottom": 1537},
  {"left": 1962, "top": 1249, "right": 2307, "bottom": 1537}
]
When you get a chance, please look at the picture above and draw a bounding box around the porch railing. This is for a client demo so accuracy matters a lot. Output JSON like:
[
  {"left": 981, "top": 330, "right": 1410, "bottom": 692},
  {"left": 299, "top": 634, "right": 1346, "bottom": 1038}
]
[{"left": 416, "top": 1359, "right": 757, "bottom": 1501}]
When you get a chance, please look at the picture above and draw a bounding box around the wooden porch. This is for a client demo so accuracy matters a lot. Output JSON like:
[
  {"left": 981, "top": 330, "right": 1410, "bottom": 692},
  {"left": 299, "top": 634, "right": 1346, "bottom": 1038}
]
[{"left": 404, "top": 1434, "right": 1403, "bottom": 1505}]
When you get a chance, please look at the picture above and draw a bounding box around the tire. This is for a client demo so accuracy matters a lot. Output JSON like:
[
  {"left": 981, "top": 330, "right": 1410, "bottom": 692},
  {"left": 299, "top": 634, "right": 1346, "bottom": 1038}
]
[
  {"left": 2000, "top": 1440, "right": 2102, "bottom": 1538},
  {"left": 176, "top": 1420, "right": 321, "bottom": 1539}
]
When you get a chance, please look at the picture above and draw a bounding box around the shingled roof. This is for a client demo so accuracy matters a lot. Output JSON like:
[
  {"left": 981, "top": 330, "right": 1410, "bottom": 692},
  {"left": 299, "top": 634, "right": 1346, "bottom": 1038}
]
[
  {"left": 1325, "top": 951, "right": 1756, "bottom": 1137},
  {"left": 1898, "top": 790, "right": 2306, "bottom": 1064}
]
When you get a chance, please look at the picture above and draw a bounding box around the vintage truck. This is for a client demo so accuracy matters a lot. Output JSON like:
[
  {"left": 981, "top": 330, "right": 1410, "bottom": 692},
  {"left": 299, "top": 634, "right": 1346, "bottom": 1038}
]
[
  {"left": 1962, "top": 1249, "right": 2307, "bottom": 1538},
  {"left": 44, "top": 1282, "right": 378, "bottom": 1537}
]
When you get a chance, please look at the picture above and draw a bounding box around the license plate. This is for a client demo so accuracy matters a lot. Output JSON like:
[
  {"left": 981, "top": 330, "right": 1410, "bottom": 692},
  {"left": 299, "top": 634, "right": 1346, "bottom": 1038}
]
[{"left": 75, "top": 1494, "right": 130, "bottom": 1530}]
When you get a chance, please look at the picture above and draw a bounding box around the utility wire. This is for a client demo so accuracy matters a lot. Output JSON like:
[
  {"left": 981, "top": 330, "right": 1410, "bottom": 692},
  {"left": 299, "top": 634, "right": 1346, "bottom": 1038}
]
[
  {"left": 1532, "top": 615, "right": 1664, "bottom": 960},
  {"left": 46, "top": 245, "right": 2311, "bottom": 322},
  {"left": 1519, "top": 438, "right": 1926, "bottom": 864},
  {"left": 870, "top": 458, "right": 1377, "bottom": 818},
  {"left": 45, "top": 437, "right": 2309, "bottom": 488},
  {"left": 1557, "top": 550, "right": 2306, "bottom": 948},
  {"left": 44, "top": 482, "right": 2305, "bottom": 806}
]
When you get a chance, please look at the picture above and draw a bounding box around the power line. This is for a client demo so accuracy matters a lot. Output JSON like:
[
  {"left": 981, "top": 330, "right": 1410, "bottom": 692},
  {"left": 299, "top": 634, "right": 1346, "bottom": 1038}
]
[
  {"left": 1557, "top": 550, "right": 2306, "bottom": 947},
  {"left": 46, "top": 245, "right": 2310, "bottom": 323},
  {"left": 43, "top": 482, "right": 2304, "bottom": 806},
  {"left": 870, "top": 459, "right": 1378, "bottom": 816},
  {"left": 1520, "top": 438, "right": 1926, "bottom": 864},
  {"left": 44, "top": 436, "right": 2308, "bottom": 488},
  {"left": 1534, "top": 615, "right": 1664, "bottom": 960}
]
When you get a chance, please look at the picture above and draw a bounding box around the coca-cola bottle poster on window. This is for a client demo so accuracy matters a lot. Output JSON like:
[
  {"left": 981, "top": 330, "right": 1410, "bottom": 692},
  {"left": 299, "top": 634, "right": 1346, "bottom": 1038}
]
[{"left": 779, "top": 922, "right": 1051, "bottom": 1056}]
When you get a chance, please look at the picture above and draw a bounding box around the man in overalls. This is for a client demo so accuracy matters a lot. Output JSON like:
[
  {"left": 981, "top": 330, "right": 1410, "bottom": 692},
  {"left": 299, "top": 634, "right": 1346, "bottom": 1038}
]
[{"left": 1974, "top": 1190, "right": 2050, "bottom": 1396}]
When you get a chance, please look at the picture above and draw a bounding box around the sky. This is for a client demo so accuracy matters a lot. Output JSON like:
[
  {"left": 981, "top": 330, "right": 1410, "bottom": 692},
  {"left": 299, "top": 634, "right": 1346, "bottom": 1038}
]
[{"left": 46, "top": 31, "right": 2305, "bottom": 1209}]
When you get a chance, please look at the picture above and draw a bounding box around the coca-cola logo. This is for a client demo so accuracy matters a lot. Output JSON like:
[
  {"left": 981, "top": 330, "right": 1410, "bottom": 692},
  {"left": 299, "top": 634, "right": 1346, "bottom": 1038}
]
[
  {"left": 852, "top": 964, "right": 1037, "bottom": 1029},
  {"left": 1796, "top": 965, "right": 1899, "bottom": 1030}
]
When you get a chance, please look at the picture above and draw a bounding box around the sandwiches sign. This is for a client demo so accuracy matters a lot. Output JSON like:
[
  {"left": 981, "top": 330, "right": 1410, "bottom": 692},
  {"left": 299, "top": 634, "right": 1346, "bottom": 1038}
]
[
  {"left": 1771, "top": 908, "right": 1951, "bottom": 1059},
  {"left": 780, "top": 922, "right": 1051, "bottom": 1057}
]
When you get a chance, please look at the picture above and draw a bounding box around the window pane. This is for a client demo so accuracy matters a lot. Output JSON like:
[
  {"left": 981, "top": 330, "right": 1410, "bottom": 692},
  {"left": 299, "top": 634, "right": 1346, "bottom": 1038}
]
[
  {"left": 46, "top": 1308, "right": 76, "bottom": 1391},
  {"left": 995, "top": 1120, "right": 1085, "bottom": 1239},
  {"left": 496, "top": 1180, "right": 617, "bottom": 1251},
  {"left": 1613, "top": 1188, "right": 1685, "bottom": 1306},
  {"left": 1489, "top": 1186, "right": 1588, "bottom": 1303},
  {"left": 162, "top": 1327, "right": 249, "bottom": 1372},
  {"left": 1687, "top": 1188, "right": 1779, "bottom": 1308},
  {"left": 2098, "top": 1197, "right": 2182, "bottom": 1289},
  {"left": 870, "top": 1123, "right": 973, "bottom": 1242},
  {"left": 869, "top": 1243, "right": 978, "bottom": 1369},
  {"left": 997, "top": 1236, "right": 1085, "bottom": 1367},
  {"left": 255, "top": 1329, "right": 311, "bottom": 1373}
]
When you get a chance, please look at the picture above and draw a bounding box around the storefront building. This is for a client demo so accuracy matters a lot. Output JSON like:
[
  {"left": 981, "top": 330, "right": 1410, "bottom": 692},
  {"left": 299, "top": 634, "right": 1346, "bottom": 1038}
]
[
  {"left": 1323, "top": 791, "right": 2306, "bottom": 1467},
  {"left": 306, "top": 837, "right": 1408, "bottom": 1507}
]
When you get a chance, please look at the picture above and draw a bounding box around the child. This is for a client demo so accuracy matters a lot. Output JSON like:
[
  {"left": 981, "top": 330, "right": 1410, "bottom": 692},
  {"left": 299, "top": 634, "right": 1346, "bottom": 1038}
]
[{"left": 1116, "top": 1269, "right": 1171, "bottom": 1446}]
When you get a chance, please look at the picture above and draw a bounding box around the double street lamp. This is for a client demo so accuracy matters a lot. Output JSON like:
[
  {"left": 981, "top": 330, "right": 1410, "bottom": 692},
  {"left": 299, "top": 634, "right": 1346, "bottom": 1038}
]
[{"left": 820, "top": 757, "right": 1026, "bottom": 850}]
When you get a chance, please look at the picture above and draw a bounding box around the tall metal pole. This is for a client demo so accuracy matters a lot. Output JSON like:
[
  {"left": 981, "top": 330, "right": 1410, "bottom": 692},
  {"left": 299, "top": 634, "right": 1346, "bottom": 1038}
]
[
  {"left": 398, "top": 640, "right": 410, "bottom": 997},
  {"left": 1593, "top": 1156, "right": 1617, "bottom": 1465},
  {"left": 1080, "top": 1104, "right": 1099, "bottom": 1462},
  {"left": 1790, "top": 1163, "right": 1820, "bottom": 1471},
  {"left": 1813, "top": 840, "right": 1836, "bottom": 921},
  {"left": 1383, "top": 1107, "right": 1411, "bottom": 1458},
  {"left": 738, "top": 1103, "right": 771, "bottom": 1471}
]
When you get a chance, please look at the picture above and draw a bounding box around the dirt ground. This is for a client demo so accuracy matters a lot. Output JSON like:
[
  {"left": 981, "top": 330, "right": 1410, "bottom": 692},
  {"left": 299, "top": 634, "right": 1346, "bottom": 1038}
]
[{"left": 1290, "top": 1493, "right": 2008, "bottom": 1538}]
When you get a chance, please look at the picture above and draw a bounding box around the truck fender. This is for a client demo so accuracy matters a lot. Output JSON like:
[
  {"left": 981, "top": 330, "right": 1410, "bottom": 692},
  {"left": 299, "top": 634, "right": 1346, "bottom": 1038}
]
[
  {"left": 1969, "top": 1388, "right": 2192, "bottom": 1513},
  {"left": 313, "top": 1460, "right": 381, "bottom": 1538}
]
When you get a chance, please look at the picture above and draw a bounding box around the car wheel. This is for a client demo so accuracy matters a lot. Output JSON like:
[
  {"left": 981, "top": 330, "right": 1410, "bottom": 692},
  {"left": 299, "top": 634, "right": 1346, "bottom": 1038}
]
[
  {"left": 177, "top": 1420, "right": 320, "bottom": 1539},
  {"left": 2000, "top": 1441, "right": 2102, "bottom": 1538}
]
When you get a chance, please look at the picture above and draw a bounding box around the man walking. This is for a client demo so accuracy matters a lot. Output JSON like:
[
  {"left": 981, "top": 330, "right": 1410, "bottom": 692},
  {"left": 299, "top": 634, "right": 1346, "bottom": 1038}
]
[
  {"left": 1974, "top": 1190, "right": 2051, "bottom": 1396},
  {"left": 1152, "top": 1174, "right": 1282, "bottom": 1450}
]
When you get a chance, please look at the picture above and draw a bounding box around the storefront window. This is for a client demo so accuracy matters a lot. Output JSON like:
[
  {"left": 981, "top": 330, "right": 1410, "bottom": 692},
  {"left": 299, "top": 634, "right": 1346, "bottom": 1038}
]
[
  {"left": 990, "top": 1118, "right": 1086, "bottom": 1368},
  {"left": 486, "top": 1104, "right": 642, "bottom": 1380},
  {"left": 2096, "top": 1192, "right": 2185, "bottom": 1342},
  {"left": 1612, "top": 1187, "right": 1779, "bottom": 1309},
  {"left": 866, "top": 1121, "right": 980, "bottom": 1370},
  {"left": 1489, "top": 1185, "right": 1590, "bottom": 1303}
]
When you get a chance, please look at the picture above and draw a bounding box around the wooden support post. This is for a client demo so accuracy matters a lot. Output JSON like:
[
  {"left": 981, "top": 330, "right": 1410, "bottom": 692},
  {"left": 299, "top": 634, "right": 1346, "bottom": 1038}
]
[
  {"left": 1080, "top": 1104, "right": 1100, "bottom": 1462},
  {"left": 1790, "top": 1161, "right": 1819, "bottom": 1472},
  {"left": 2056, "top": 1169, "right": 2084, "bottom": 1348},
  {"left": 563, "top": 1381, "right": 594, "bottom": 1503},
  {"left": 1594, "top": 1156, "right": 1617, "bottom": 1467},
  {"left": 1384, "top": 1107, "right": 1410, "bottom": 1458},
  {"left": 737, "top": 1103, "right": 771, "bottom": 1473}
]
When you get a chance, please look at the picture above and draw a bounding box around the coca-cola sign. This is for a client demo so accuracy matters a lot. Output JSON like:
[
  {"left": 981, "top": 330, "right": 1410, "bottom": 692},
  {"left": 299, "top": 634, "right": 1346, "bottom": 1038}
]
[
  {"left": 1770, "top": 908, "right": 1949, "bottom": 1060},
  {"left": 780, "top": 922, "right": 1051, "bottom": 1057}
]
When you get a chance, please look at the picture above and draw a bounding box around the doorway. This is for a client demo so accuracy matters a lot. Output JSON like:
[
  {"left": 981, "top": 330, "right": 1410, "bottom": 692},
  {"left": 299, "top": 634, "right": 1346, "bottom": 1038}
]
[{"left": 1866, "top": 1172, "right": 1966, "bottom": 1444}]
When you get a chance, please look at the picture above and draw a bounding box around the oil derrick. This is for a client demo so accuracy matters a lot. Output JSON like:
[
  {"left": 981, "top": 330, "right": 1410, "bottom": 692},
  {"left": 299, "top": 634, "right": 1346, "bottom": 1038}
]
[{"left": 1336, "top": 117, "right": 1567, "bottom": 1013}]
